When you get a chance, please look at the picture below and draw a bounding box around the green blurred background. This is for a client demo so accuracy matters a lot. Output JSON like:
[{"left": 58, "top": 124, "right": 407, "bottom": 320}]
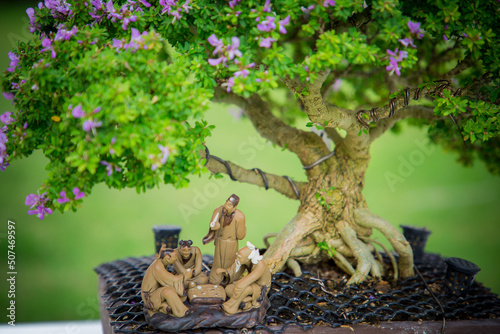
[{"left": 1, "top": 1, "right": 499, "bottom": 323}]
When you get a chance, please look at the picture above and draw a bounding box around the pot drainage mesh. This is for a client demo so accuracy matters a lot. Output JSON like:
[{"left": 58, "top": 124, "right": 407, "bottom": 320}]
[{"left": 95, "top": 254, "right": 500, "bottom": 333}]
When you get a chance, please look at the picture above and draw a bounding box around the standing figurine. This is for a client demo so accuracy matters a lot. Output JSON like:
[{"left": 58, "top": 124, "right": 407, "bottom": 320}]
[
  {"left": 173, "top": 240, "right": 209, "bottom": 288},
  {"left": 141, "top": 244, "right": 192, "bottom": 317},
  {"left": 216, "top": 242, "right": 271, "bottom": 315},
  {"left": 203, "top": 194, "right": 246, "bottom": 284}
]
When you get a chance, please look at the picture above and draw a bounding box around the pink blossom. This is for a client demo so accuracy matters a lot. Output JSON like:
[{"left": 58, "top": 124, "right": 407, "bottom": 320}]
[
  {"left": 0, "top": 112, "right": 14, "bottom": 125},
  {"left": 57, "top": 191, "right": 70, "bottom": 203},
  {"left": 259, "top": 37, "right": 276, "bottom": 48},
  {"left": 323, "top": 0, "right": 335, "bottom": 7},
  {"left": 73, "top": 187, "right": 85, "bottom": 200},
  {"left": 278, "top": 15, "right": 290, "bottom": 34}
]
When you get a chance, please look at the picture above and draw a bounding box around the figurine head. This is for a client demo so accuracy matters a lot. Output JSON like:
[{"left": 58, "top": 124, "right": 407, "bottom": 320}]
[
  {"left": 178, "top": 240, "right": 193, "bottom": 259},
  {"left": 159, "top": 247, "right": 177, "bottom": 265},
  {"left": 223, "top": 194, "right": 240, "bottom": 216},
  {"left": 235, "top": 242, "right": 263, "bottom": 270}
]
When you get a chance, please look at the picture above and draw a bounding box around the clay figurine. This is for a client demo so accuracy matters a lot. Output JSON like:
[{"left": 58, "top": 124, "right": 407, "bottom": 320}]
[
  {"left": 216, "top": 242, "right": 272, "bottom": 315},
  {"left": 202, "top": 194, "right": 246, "bottom": 284},
  {"left": 141, "top": 244, "right": 192, "bottom": 317},
  {"left": 173, "top": 239, "right": 209, "bottom": 288}
]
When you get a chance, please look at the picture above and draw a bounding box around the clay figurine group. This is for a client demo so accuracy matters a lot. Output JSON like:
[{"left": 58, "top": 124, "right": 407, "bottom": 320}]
[{"left": 141, "top": 194, "right": 271, "bottom": 329}]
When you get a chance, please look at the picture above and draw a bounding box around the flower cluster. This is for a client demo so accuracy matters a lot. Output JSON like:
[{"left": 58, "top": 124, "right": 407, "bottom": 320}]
[
  {"left": 56, "top": 187, "right": 85, "bottom": 204},
  {"left": 112, "top": 28, "right": 150, "bottom": 52},
  {"left": 71, "top": 105, "right": 103, "bottom": 132},
  {"left": 41, "top": 0, "right": 73, "bottom": 20},
  {"left": 228, "top": 0, "right": 241, "bottom": 9},
  {"left": 7, "top": 52, "right": 19, "bottom": 73},
  {"left": 207, "top": 35, "right": 242, "bottom": 66},
  {"left": 55, "top": 24, "right": 78, "bottom": 41},
  {"left": 398, "top": 21, "right": 423, "bottom": 48},
  {"left": 41, "top": 37, "right": 57, "bottom": 59},
  {"left": 253, "top": 1, "right": 290, "bottom": 48},
  {"left": 100, "top": 161, "right": 122, "bottom": 176},
  {"left": 0, "top": 124, "right": 10, "bottom": 171},
  {"left": 385, "top": 48, "right": 408, "bottom": 76},
  {"left": 25, "top": 192, "right": 53, "bottom": 220},
  {"left": 150, "top": 144, "right": 170, "bottom": 171},
  {"left": 90, "top": 0, "right": 150, "bottom": 30},
  {"left": 300, "top": 0, "right": 335, "bottom": 14},
  {"left": 159, "top": 0, "right": 191, "bottom": 22}
]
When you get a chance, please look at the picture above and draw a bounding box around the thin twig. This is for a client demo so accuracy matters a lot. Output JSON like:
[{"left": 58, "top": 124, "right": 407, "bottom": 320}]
[{"left": 415, "top": 265, "right": 446, "bottom": 334}]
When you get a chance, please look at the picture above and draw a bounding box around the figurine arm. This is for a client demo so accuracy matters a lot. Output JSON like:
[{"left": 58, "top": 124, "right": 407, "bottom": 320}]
[
  {"left": 209, "top": 207, "right": 221, "bottom": 231},
  {"left": 235, "top": 211, "right": 246, "bottom": 240},
  {"left": 172, "top": 250, "right": 186, "bottom": 275},
  {"left": 193, "top": 247, "right": 203, "bottom": 276},
  {"left": 152, "top": 261, "right": 182, "bottom": 289},
  {"left": 235, "top": 263, "right": 264, "bottom": 289}
]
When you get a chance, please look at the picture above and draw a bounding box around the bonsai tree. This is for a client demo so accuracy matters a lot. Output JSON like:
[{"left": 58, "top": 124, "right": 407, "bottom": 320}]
[{"left": 1, "top": 0, "right": 499, "bottom": 285}]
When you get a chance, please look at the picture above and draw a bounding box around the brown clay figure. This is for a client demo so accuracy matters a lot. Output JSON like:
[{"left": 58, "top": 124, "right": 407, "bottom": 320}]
[
  {"left": 141, "top": 244, "right": 192, "bottom": 317},
  {"left": 202, "top": 194, "right": 246, "bottom": 284},
  {"left": 216, "top": 242, "right": 271, "bottom": 315},
  {"left": 173, "top": 239, "right": 209, "bottom": 288}
]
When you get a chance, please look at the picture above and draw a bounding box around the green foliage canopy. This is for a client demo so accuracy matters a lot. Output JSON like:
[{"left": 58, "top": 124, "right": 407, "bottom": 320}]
[{"left": 1, "top": 0, "right": 499, "bottom": 219}]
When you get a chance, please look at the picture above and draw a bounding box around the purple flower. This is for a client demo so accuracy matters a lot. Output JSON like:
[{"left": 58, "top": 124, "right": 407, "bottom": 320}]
[
  {"left": 408, "top": 21, "right": 420, "bottom": 34},
  {"left": 228, "top": 0, "right": 241, "bottom": 9},
  {"left": 208, "top": 34, "right": 224, "bottom": 55},
  {"left": 257, "top": 16, "right": 276, "bottom": 32},
  {"left": 3, "top": 92, "right": 15, "bottom": 100},
  {"left": 263, "top": 0, "right": 271, "bottom": 12},
  {"left": 57, "top": 190, "right": 70, "bottom": 203},
  {"left": 222, "top": 77, "right": 235, "bottom": 92},
  {"left": 408, "top": 21, "right": 424, "bottom": 39},
  {"left": 41, "top": 37, "right": 57, "bottom": 59},
  {"left": 72, "top": 105, "right": 85, "bottom": 118},
  {"left": 55, "top": 24, "right": 78, "bottom": 41},
  {"left": 7, "top": 52, "right": 19, "bottom": 73},
  {"left": 386, "top": 49, "right": 407, "bottom": 76},
  {"left": 26, "top": 7, "right": 40, "bottom": 33},
  {"left": 234, "top": 69, "right": 249, "bottom": 78},
  {"left": 0, "top": 112, "right": 14, "bottom": 125},
  {"left": 100, "top": 161, "right": 121, "bottom": 176},
  {"left": 159, "top": 0, "right": 190, "bottom": 21},
  {"left": 123, "top": 28, "right": 148, "bottom": 52},
  {"left": 443, "top": 35, "right": 449, "bottom": 41},
  {"left": 278, "top": 16, "right": 290, "bottom": 34},
  {"left": 398, "top": 37, "right": 416, "bottom": 48},
  {"left": 207, "top": 35, "right": 242, "bottom": 66},
  {"left": 82, "top": 119, "right": 102, "bottom": 132},
  {"left": 25, "top": 192, "right": 52, "bottom": 220},
  {"left": 73, "top": 187, "right": 85, "bottom": 200},
  {"left": 386, "top": 58, "right": 401, "bottom": 76},
  {"left": 301, "top": 5, "right": 315, "bottom": 13},
  {"left": 138, "top": 0, "right": 151, "bottom": 7},
  {"left": 28, "top": 205, "right": 53, "bottom": 220},
  {"left": 112, "top": 38, "right": 126, "bottom": 50},
  {"left": 323, "top": 0, "right": 335, "bottom": 7},
  {"left": 259, "top": 37, "right": 276, "bottom": 48},
  {"left": 208, "top": 57, "right": 225, "bottom": 66},
  {"left": 158, "top": 144, "right": 170, "bottom": 164},
  {"left": 226, "top": 37, "right": 242, "bottom": 60},
  {"left": 109, "top": 137, "right": 116, "bottom": 155}
]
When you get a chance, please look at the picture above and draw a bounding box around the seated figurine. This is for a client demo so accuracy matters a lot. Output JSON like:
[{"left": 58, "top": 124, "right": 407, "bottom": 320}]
[
  {"left": 173, "top": 239, "right": 208, "bottom": 289},
  {"left": 141, "top": 244, "right": 192, "bottom": 317},
  {"left": 216, "top": 242, "right": 271, "bottom": 315}
]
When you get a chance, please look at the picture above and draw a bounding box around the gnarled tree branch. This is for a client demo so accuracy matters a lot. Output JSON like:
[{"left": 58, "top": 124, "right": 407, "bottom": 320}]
[
  {"left": 200, "top": 149, "right": 306, "bottom": 200},
  {"left": 370, "top": 105, "right": 435, "bottom": 142}
]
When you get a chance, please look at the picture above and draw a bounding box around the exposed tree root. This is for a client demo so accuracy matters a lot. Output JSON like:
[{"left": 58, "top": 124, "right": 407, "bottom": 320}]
[
  {"left": 337, "top": 220, "right": 380, "bottom": 284},
  {"left": 263, "top": 212, "right": 322, "bottom": 273},
  {"left": 355, "top": 208, "right": 415, "bottom": 279},
  {"left": 332, "top": 250, "right": 355, "bottom": 276},
  {"left": 361, "top": 236, "right": 399, "bottom": 280}
]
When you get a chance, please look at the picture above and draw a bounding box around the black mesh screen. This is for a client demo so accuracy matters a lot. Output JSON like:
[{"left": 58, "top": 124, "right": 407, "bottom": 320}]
[{"left": 95, "top": 253, "right": 500, "bottom": 333}]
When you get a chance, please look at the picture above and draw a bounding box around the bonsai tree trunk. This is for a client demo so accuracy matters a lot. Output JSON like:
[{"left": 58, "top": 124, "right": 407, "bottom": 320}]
[{"left": 206, "top": 73, "right": 469, "bottom": 284}]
